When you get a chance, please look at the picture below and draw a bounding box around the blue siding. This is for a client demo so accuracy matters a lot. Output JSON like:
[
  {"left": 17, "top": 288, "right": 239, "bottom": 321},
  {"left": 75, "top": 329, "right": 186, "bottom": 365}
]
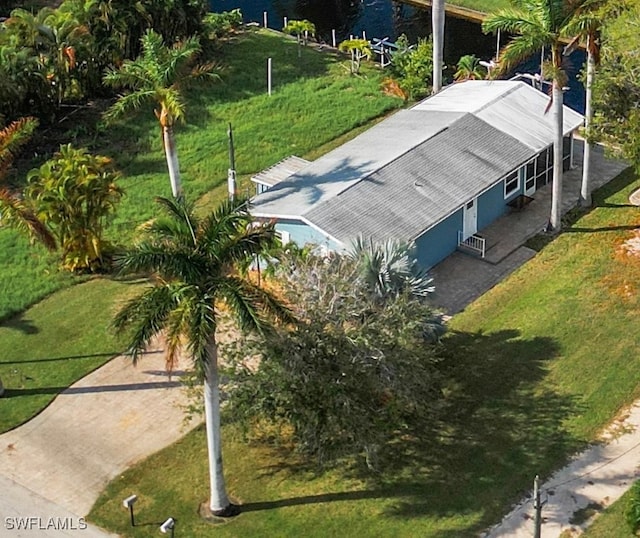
[
  {"left": 275, "top": 219, "right": 342, "bottom": 250},
  {"left": 414, "top": 209, "right": 464, "bottom": 269},
  {"left": 478, "top": 181, "right": 509, "bottom": 230}
]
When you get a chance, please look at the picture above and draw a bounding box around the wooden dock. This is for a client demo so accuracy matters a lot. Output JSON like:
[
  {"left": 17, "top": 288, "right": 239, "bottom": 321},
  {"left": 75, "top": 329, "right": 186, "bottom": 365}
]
[{"left": 397, "top": 0, "right": 487, "bottom": 23}]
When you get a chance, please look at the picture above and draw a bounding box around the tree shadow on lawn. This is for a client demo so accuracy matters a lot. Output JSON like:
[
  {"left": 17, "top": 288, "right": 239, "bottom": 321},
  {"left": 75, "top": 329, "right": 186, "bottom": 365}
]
[
  {"left": 373, "top": 329, "right": 584, "bottom": 531},
  {"left": 245, "top": 329, "right": 583, "bottom": 536}
]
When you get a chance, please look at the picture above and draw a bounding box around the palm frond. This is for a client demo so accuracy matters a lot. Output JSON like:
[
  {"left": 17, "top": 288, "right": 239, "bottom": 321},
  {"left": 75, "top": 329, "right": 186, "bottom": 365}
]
[
  {"left": 218, "top": 276, "right": 294, "bottom": 334},
  {"left": 103, "top": 89, "right": 156, "bottom": 123},
  {"left": 114, "top": 243, "right": 209, "bottom": 282},
  {"left": 0, "top": 188, "right": 56, "bottom": 250},
  {"left": 112, "top": 283, "right": 182, "bottom": 363},
  {"left": 0, "top": 117, "right": 38, "bottom": 177}
]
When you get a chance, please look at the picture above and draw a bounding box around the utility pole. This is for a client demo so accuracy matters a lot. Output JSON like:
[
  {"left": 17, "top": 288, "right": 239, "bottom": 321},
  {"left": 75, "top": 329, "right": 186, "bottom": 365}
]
[
  {"left": 533, "top": 475, "right": 546, "bottom": 538},
  {"left": 227, "top": 122, "right": 236, "bottom": 201}
]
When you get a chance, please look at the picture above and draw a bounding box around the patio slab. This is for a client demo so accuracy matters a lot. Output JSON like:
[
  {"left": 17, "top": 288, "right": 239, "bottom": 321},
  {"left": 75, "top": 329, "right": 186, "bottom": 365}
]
[{"left": 430, "top": 139, "right": 629, "bottom": 314}]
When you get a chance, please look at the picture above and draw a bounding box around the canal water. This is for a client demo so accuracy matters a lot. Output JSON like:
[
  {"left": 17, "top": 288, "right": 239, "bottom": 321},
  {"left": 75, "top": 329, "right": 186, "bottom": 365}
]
[{"left": 210, "top": 0, "right": 585, "bottom": 113}]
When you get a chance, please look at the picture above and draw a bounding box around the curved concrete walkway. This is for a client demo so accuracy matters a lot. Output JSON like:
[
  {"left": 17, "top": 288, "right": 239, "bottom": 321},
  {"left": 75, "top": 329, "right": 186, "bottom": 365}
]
[
  {"left": 485, "top": 402, "right": 640, "bottom": 537},
  {"left": 0, "top": 343, "right": 199, "bottom": 536}
]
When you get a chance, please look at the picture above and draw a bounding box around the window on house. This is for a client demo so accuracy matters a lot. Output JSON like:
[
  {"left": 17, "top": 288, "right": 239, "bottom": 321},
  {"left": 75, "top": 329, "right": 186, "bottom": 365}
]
[{"left": 504, "top": 170, "right": 520, "bottom": 198}]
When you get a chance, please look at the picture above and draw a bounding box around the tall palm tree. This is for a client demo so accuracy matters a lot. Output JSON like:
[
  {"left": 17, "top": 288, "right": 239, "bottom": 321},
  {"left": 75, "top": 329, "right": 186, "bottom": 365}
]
[
  {"left": 432, "top": 0, "right": 445, "bottom": 93},
  {"left": 0, "top": 117, "right": 56, "bottom": 250},
  {"left": 113, "top": 196, "right": 292, "bottom": 516},
  {"left": 103, "top": 30, "right": 219, "bottom": 198},
  {"left": 564, "top": 0, "right": 603, "bottom": 207},
  {"left": 483, "top": 0, "right": 579, "bottom": 231}
]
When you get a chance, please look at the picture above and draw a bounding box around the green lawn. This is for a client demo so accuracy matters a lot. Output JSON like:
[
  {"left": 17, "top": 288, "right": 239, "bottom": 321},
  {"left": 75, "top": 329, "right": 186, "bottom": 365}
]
[
  {"left": 0, "top": 278, "right": 136, "bottom": 432},
  {"left": 88, "top": 168, "right": 640, "bottom": 536},
  {"left": 0, "top": 28, "right": 401, "bottom": 322}
]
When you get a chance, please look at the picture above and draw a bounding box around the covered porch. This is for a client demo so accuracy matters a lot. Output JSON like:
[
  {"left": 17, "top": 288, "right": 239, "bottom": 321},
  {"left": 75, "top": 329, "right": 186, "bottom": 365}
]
[{"left": 430, "top": 139, "right": 629, "bottom": 314}]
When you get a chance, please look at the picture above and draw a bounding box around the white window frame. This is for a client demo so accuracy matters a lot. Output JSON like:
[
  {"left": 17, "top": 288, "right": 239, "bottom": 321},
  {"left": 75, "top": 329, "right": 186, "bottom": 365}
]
[{"left": 504, "top": 170, "right": 520, "bottom": 199}]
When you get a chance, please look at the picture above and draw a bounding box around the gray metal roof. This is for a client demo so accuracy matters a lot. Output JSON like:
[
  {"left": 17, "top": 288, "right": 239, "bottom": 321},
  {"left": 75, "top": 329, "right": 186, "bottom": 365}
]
[
  {"left": 251, "top": 109, "right": 463, "bottom": 219},
  {"left": 306, "top": 114, "right": 534, "bottom": 243},
  {"left": 414, "top": 80, "right": 584, "bottom": 151},
  {"left": 251, "top": 155, "right": 311, "bottom": 187},
  {"left": 251, "top": 80, "right": 584, "bottom": 244}
]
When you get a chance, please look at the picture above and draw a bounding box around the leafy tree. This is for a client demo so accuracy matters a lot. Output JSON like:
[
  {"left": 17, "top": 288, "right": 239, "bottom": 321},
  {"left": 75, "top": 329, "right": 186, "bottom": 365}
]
[
  {"left": 590, "top": 3, "right": 640, "bottom": 170},
  {"left": 483, "top": 0, "right": 579, "bottom": 231},
  {"left": 338, "top": 37, "right": 371, "bottom": 75},
  {"left": 104, "top": 30, "right": 219, "bottom": 198},
  {"left": 388, "top": 35, "right": 434, "bottom": 100},
  {"left": 0, "top": 117, "right": 55, "bottom": 250},
  {"left": 113, "top": 196, "right": 292, "bottom": 516},
  {"left": 225, "top": 250, "right": 445, "bottom": 468},
  {"left": 26, "top": 144, "right": 123, "bottom": 272},
  {"left": 454, "top": 54, "right": 486, "bottom": 81}
]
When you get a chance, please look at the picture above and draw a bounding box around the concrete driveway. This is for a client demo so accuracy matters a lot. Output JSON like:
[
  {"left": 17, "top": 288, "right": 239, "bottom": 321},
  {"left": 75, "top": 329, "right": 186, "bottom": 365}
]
[{"left": 0, "top": 344, "right": 199, "bottom": 536}]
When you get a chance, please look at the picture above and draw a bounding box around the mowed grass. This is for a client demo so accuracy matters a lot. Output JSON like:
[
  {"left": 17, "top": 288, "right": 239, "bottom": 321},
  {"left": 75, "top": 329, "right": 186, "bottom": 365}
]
[
  {"left": 0, "top": 28, "right": 401, "bottom": 321},
  {"left": 89, "top": 168, "right": 640, "bottom": 536},
  {"left": 0, "top": 278, "right": 137, "bottom": 433}
]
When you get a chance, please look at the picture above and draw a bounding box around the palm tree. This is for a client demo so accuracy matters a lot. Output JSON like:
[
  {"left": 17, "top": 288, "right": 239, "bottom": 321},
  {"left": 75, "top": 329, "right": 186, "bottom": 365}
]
[
  {"left": 0, "top": 117, "right": 56, "bottom": 250},
  {"left": 483, "top": 0, "right": 579, "bottom": 231},
  {"left": 454, "top": 54, "right": 486, "bottom": 81},
  {"left": 432, "top": 0, "right": 445, "bottom": 93},
  {"left": 349, "top": 236, "right": 435, "bottom": 299},
  {"left": 103, "top": 30, "right": 219, "bottom": 198},
  {"left": 338, "top": 38, "right": 372, "bottom": 75},
  {"left": 564, "top": 1, "right": 603, "bottom": 207},
  {"left": 113, "top": 196, "right": 292, "bottom": 516}
]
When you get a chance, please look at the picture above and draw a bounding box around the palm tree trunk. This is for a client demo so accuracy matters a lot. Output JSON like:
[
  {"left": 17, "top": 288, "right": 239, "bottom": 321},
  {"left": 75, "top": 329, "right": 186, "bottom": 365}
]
[
  {"left": 580, "top": 35, "right": 595, "bottom": 207},
  {"left": 549, "top": 80, "right": 564, "bottom": 230},
  {"left": 163, "top": 125, "right": 183, "bottom": 198},
  {"left": 204, "top": 338, "right": 231, "bottom": 514},
  {"left": 432, "top": 0, "right": 445, "bottom": 94}
]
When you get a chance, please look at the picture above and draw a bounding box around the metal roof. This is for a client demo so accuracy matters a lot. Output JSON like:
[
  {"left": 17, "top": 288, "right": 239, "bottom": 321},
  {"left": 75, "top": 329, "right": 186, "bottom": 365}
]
[
  {"left": 306, "top": 113, "right": 534, "bottom": 243},
  {"left": 251, "top": 155, "right": 311, "bottom": 187},
  {"left": 414, "top": 80, "right": 584, "bottom": 151},
  {"left": 251, "top": 109, "right": 463, "bottom": 219},
  {"left": 251, "top": 80, "right": 584, "bottom": 242}
]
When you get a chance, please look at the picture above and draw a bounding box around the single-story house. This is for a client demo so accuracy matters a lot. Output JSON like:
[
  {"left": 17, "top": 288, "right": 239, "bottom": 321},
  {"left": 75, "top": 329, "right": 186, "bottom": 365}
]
[{"left": 250, "top": 80, "right": 584, "bottom": 269}]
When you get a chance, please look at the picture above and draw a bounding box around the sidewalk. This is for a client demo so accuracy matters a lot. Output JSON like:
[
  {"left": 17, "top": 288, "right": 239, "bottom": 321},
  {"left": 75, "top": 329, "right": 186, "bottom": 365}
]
[
  {"left": 485, "top": 403, "right": 640, "bottom": 536},
  {"left": 0, "top": 342, "right": 199, "bottom": 536}
]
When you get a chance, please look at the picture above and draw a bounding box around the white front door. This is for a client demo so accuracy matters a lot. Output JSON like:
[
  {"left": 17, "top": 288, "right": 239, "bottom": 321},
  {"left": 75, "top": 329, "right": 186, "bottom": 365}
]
[{"left": 463, "top": 198, "right": 478, "bottom": 240}]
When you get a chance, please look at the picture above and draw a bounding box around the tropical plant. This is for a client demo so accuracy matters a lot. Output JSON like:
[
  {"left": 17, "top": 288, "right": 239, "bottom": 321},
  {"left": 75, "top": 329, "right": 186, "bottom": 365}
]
[
  {"left": 112, "top": 196, "right": 292, "bottom": 516},
  {"left": 388, "top": 35, "right": 433, "bottom": 99},
  {"left": 564, "top": 0, "right": 606, "bottom": 207},
  {"left": 0, "top": 117, "right": 55, "bottom": 250},
  {"left": 349, "top": 236, "right": 436, "bottom": 300},
  {"left": 283, "top": 19, "right": 316, "bottom": 56},
  {"left": 483, "top": 0, "right": 579, "bottom": 231},
  {"left": 432, "top": 0, "right": 445, "bottom": 93},
  {"left": 224, "top": 251, "right": 445, "bottom": 467},
  {"left": 454, "top": 54, "right": 486, "bottom": 81},
  {"left": 26, "top": 144, "right": 123, "bottom": 272},
  {"left": 338, "top": 38, "right": 372, "bottom": 75},
  {"left": 104, "top": 30, "right": 220, "bottom": 198}
]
